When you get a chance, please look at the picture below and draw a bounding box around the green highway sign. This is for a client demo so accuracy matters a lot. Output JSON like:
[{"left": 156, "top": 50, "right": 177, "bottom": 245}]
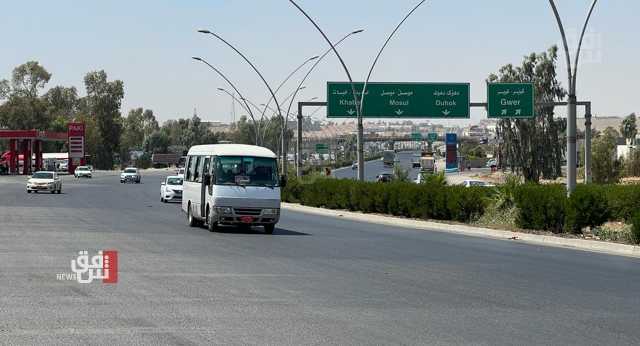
[
  {"left": 315, "top": 143, "right": 329, "bottom": 154},
  {"left": 327, "top": 82, "right": 470, "bottom": 118},
  {"left": 487, "top": 83, "right": 535, "bottom": 118},
  {"left": 411, "top": 132, "right": 422, "bottom": 141},
  {"left": 427, "top": 133, "right": 438, "bottom": 143}
]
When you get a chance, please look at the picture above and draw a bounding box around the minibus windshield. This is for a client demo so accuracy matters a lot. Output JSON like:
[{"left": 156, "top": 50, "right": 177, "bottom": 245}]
[{"left": 214, "top": 156, "right": 278, "bottom": 187}]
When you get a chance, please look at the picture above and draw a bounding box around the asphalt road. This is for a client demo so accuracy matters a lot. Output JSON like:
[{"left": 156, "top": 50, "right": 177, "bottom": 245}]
[
  {"left": 332, "top": 151, "right": 422, "bottom": 181},
  {"left": 332, "top": 151, "right": 492, "bottom": 184},
  {"left": 1, "top": 170, "right": 640, "bottom": 345}
]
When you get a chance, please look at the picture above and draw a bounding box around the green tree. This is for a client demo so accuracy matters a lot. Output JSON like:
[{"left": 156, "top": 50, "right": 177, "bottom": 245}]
[
  {"left": 0, "top": 61, "right": 52, "bottom": 130},
  {"left": 142, "top": 109, "right": 159, "bottom": 141},
  {"left": 592, "top": 127, "right": 622, "bottom": 183},
  {"left": 625, "top": 148, "right": 640, "bottom": 177},
  {"left": 43, "top": 86, "right": 78, "bottom": 119},
  {"left": 121, "top": 108, "right": 146, "bottom": 149},
  {"left": 84, "top": 71, "right": 124, "bottom": 169},
  {"left": 144, "top": 130, "right": 170, "bottom": 154},
  {"left": 620, "top": 113, "right": 637, "bottom": 145},
  {"left": 10, "top": 61, "right": 52, "bottom": 98},
  {"left": 393, "top": 164, "right": 410, "bottom": 182},
  {"left": 489, "top": 46, "right": 567, "bottom": 182}
]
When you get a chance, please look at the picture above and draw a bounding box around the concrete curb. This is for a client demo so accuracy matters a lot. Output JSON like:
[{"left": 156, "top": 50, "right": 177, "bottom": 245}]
[{"left": 282, "top": 203, "right": 640, "bottom": 259}]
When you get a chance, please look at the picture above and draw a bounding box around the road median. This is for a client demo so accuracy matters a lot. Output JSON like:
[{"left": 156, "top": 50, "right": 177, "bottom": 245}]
[{"left": 282, "top": 202, "right": 640, "bottom": 258}]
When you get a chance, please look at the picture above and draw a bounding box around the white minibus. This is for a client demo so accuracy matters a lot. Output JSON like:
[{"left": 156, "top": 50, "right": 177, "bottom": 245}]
[{"left": 181, "top": 144, "right": 285, "bottom": 234}]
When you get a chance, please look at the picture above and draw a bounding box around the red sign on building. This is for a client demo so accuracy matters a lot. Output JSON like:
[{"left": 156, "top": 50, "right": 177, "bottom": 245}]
[{"left": 68, "top": 123, "right": 85, "bottom": 159}]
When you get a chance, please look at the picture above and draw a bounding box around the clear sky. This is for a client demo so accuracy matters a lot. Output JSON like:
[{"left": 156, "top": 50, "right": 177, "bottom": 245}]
[{"left": 1, "top": 0, "right": 638, "bottom": 125}]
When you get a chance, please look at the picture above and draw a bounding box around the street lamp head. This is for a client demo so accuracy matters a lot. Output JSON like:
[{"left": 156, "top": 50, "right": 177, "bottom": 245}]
[
  {"left": 299, "top": 86, "right": 307, "bottom": 90},
  {"left": 192, "top": 56, "right": 202, "bottom": 61},
  {"left": 217, "top": 88, "right": 225, "bottom": 91},
  {"left": 351, "top": 29, "right": 364, "bottom": 35},
  {"left": 197, "top": 29, "right": 212, "bottom": 34},
  {"left": 309, "top": 55, "right": 320, "bottom": 61}
]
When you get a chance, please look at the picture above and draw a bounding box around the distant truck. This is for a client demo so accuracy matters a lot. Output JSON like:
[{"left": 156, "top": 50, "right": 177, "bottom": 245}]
[
  {"left": 420, "top": 151, "right": 436, "bottom": 174},
  {"left": 382, "top": 150, "right": 395, "bottom": 167},
  {"left": 152, "top": 153, "right": 180, "bottom": 167}
]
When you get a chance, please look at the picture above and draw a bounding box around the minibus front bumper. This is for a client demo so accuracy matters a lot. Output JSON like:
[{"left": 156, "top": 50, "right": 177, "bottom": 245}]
[{"left": 212, "top": 207, "right": 280, "bottom": 225}]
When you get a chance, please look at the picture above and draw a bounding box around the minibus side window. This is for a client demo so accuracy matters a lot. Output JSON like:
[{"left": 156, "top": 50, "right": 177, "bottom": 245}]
[
  {"left": 187, "top": 156, "right": 197, "bottom": 182},
  {"left": 194, "top": 156, "right": 202, "bottom": 182},
  {"left": 185, "top": 156, "right": 191, "bottom": 181}
]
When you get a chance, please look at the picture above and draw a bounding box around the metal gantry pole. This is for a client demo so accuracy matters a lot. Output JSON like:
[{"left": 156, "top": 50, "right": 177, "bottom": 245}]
[
  {"left": 288, "top": 0, "right": 365, "bottom": 180},
  {"left": 356, "top": 0, "right": 428, "bottom": 181},
  {"left": 583, "top": 102, "right": 592, "bottom": 183},
  {"left": 548, "top": 0, "right": 598, "bottom": 194},
  {"left": 296, "top": 101, "right": 328, "bottom": 177}
]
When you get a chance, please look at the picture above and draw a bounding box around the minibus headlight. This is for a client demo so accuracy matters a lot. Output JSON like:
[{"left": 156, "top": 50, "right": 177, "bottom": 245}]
[{"left": 218, "top": 207, "right": 233, "bottom": 215}]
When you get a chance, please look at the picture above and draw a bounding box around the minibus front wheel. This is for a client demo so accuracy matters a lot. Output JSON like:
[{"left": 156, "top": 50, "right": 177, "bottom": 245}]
[{"left": 264, "top": 224, "right": 275, "bottom": 234}]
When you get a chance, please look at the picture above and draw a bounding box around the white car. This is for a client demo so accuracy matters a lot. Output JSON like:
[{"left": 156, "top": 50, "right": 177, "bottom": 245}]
[
  {"left": 120, "top": 167, "right": 141, "bottom": 183},
  {"left": 161, "top": 176, "right": 183, "bottom": 202},
  {"left": 74, "top": 166, "right": 92, "bottom": 178},
  {"left": 58, "top": 161, "right": 68, "bottom": 172},
  {"left": 27, "top": 171, "right": 62, "bottom": 194},
  {"left": 461, "top": 179, "right": 495, "bottom": 188},
  {"left": 176, "top": 167, "right": 185, "bottom": 178}
]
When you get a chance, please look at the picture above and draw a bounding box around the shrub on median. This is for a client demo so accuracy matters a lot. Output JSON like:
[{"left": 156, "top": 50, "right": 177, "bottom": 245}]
[
  {"left": 565, "top": 185, "right": 610, "bottom": 234},
  {"left": 631, "top": 212, "right": 640, "bottom": 245},
  {"left": 283, "top": 177, "right": 489, "bottom": 223},
  {"left": 513, "top": 184, "right": 566, "bottom": 233},
  {"left": 283, "top": 177, "right": 640, "bottom": 243}
]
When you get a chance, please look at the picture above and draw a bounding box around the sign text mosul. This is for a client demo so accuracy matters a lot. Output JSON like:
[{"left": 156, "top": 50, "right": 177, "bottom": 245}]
[{"left": 327, "top": 82, "right": 470, "bottom": 118}]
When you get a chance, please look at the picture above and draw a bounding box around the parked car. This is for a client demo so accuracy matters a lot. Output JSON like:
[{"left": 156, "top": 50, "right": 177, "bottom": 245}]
[
  {"left": 351, "top": 161, "right": 358, "bottom": 170},
  {"left": 27, "top": 171, "right": 62, "bottom": 194},
  {"left": 461, "top": 179, "right": 495, "bottom": 188},
  {"left": 160, "top": 176, "right": 183, "bottom": 202},
  {"left": 74, "top": 166, "right": 92, "bottom": 178},
  {"left": 120, "top": 167, "right": 141, "bottom": 183},
  {"left": 86, "top": 165, "right": 94, "bottom": 172},
  {"left": 58, "top": 161, "right": 68, "bottom": 172},
  {"left": 376, "top": 173, "right": 393, "bottom": 183}
]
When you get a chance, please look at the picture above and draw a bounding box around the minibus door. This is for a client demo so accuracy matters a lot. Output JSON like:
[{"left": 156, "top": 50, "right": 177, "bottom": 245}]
[{"left": 200, "top": 156, "right": 211, "bottom": 218}]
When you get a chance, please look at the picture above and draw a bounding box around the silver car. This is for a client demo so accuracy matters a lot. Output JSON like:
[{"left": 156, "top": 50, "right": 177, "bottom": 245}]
[{"left": 120, "top": 167, "right": 141, "bottom": 183}]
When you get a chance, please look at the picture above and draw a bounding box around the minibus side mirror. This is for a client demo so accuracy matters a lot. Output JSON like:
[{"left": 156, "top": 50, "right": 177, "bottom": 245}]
[{"left": 279, "top": 175, "right": 287, "bottom": 188}]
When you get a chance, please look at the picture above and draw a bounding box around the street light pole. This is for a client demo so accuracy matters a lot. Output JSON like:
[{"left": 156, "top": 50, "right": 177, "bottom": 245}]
[
  {"left": 217, "top": 88, "right": 253, "bottom": 117},
  {"left": 288, "top": 0, "right": 363, "bottom": 180},
  {"left": 192, "top": 57, "right": 260, "bottom": 144},
  {"left": 548, "top": 0, "right": 598, "bottom": 194},
  {"left": 289, "top": 0, "right": 426, "bottom": 181},
  {"left": 198, "top": 29, "right": 285, "bottom": 154},
  {"left": 282, "top": 29, "right": 364, "bottom": 176},
  {"left": 357, "top": 0, "right": 427, "bottom": 180}
]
